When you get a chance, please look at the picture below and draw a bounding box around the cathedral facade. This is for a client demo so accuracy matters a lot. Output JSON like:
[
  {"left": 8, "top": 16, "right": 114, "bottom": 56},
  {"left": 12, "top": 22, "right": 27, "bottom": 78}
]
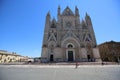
[{"left": 41, "top": 6, "right": 101, "bottom": 62}]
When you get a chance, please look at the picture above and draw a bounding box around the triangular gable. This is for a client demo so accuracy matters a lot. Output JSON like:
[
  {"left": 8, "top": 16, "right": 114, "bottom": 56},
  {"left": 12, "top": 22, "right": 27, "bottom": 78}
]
[
  {"left": 62, "top": 29, "right": 79, "bottom": 41},
  {"left": 84, "top": 34, "right": 92, "bottom": 42},
  {"left": 62, "top": 6, "right": 74, "bottom": 16},
  {"left": 48, "top": 33, "right": 57, "bottom": 42}
]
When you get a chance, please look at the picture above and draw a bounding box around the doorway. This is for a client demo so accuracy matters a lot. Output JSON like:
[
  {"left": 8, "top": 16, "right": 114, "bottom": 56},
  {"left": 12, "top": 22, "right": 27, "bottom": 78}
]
[
  {"left": 68, "top": 51, "right": 73, "bottom": 61},
  {"left": 87, "top": 55, "right": 91, "bottom": 62},
  {"left": 50, "top": 54, "right": 54, "bottom": 61}
]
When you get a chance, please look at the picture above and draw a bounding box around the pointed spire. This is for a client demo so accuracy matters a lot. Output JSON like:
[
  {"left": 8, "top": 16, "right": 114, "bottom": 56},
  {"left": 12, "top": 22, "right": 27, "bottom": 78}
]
[
  {"left": 66, "top": 5, "right": 69, "bottom": 8},
  {"left": 58, "top": 5, "right": 61, "bottom": 15},
  {"left": 58, "top": 5, "right": 60, "bottom": 9},
  {"left": 85, "top": 12, "right": 92, "bottom": 26},
  {"left": 45, "top": 11, "right": 51, "bottom": 32},
  {"left": 46, "top": 11, "right": 51, "bottom": 24},
  {"left": 85, "top": 12, "right": 90, "bottom": 19},
  {"left": 75, "top": 6, "right": 78, "bottom": 11},
  {"left": 75, "top": 6, "right": 79, "bottom": 16},
  {"left": 47, "top": 11, "right": 50, "bottom": 17}
]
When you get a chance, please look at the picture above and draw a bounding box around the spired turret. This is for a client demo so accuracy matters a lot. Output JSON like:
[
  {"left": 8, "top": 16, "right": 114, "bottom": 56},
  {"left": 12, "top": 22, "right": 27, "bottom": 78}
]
[
  {"left": 75, "top": 6, "right": 80, "bottom": 28},
  {"left": 57, "top": 6, "right": 61, "bottom": 23},
  {"left": 42, "top": 12, "right": 51, "bottom": 47},
  {"left": 85, "top": 12, "right": 97, "bottom": 47},
  {"left": 85, "top": 13, "right": 92, "bottom": 26},
  {"left": 58, "top": 5, "right": 61, "bottom": 15},
  {"left": 44, "top": 12, "right": 51, "bottom": 32},
  {"left": 46, "top": 12, "right": 51, "bottom": 21},
  {"left": 75, "top": 6, "right": 79, "bottom": 16}
]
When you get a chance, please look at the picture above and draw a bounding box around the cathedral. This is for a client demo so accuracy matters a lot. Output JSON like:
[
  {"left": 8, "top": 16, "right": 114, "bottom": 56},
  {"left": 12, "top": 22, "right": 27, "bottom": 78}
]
[{"left": 41, "top": 6, "right": 101, "bottom": 62}]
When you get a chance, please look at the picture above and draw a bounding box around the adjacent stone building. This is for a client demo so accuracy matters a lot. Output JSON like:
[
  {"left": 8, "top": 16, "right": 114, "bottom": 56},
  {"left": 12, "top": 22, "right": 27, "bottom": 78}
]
[
  {"left": 41, "top": 6, "right": 101, "bottom": 62},
  {"left": 0, "top": 50, "right": 29, "bottom": 63},
  {"left": 98, "top": 41, "right": 120, "bottom": 62}
]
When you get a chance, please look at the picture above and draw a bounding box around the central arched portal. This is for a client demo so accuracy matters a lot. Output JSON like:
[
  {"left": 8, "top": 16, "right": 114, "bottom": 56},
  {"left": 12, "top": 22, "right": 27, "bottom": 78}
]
[
  {"left": 66, "top": 43, "right": 75, "bottom": 62},
  {"left": 61, "top": 37, "right": 80, "bottom": 62}
]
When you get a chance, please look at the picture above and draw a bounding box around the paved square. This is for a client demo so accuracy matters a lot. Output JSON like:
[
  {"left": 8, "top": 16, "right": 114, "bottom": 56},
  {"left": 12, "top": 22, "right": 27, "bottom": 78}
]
[{"left": 0, "top": 65, "right": 120, "bottom": 80}]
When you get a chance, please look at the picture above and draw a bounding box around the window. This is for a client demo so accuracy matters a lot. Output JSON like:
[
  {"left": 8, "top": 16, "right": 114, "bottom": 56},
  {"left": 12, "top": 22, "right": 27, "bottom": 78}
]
[
  {"left": 68, "top": 44, "right": 73, "bottom": 48},
  {"left": 51, "top": 23, "right": 56, "bottom": 28}
]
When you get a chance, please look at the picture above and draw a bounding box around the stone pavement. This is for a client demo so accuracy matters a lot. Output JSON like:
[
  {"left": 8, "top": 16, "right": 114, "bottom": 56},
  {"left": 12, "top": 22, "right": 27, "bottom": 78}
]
[
  {"left": 0, "top": 65, "right": 120, "bottom": 80},
  {"left": 0, "top": 64, "right": 120, "bottom": 68}
]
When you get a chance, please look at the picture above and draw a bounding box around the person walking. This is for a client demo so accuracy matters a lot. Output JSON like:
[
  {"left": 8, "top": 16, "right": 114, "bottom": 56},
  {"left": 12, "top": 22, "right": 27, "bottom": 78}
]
[{"left": 75, "top": 61, "right": 78, "bottom": 68}]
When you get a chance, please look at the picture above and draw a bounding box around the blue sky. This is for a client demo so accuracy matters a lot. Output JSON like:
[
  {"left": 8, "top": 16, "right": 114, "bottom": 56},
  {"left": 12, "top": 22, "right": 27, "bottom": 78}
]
[{"left": 0, "top": 0, "right": 120, "bottom": 57}]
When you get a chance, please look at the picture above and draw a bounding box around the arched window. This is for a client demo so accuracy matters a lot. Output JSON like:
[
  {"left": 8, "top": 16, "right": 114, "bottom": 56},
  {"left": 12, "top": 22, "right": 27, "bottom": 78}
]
[
  {"left": 68, "top": 44, "right": 73, "bottom": 48},
  {"left": 51, "top": 23, "right": 56, "bottom": 28}
]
